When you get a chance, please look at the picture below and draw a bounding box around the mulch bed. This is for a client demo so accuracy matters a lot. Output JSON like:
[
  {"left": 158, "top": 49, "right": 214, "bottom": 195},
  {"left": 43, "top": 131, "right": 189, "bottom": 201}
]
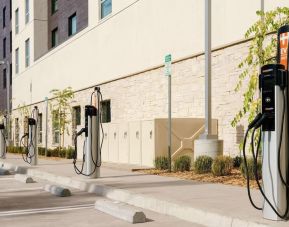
[{"left": 137, "top": 168, "right": 260, "bottom": 189}]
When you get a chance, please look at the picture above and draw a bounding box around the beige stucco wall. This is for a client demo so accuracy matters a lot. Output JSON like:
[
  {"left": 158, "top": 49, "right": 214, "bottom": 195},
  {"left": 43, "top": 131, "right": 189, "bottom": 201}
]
[{"left": 12, "top": 0, "right": 287, "bottom": 108}]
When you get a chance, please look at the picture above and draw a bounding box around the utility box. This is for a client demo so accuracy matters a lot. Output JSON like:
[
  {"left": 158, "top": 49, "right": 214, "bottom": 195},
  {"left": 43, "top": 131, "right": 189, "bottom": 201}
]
[{"left": 101, "top": 118, "right": 218, "bottom": 168}]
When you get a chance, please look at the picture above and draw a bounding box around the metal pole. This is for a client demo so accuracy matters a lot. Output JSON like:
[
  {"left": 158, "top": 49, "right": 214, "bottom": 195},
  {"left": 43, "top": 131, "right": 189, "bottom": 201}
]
[
  {"left": 6, "top": 61, "right": 10, "bottom": 144},
  {"left": 168, "top": 73, "right": 172, "bottom": 172},
  {"left": 45, "top": 97, "right": 48, "bottom": 156},
  {"left": 261, "top": 0, "right": 264, "bottom": 13},
  {"left": 204, "top": 0, "right": 212, "bottom": 137}
]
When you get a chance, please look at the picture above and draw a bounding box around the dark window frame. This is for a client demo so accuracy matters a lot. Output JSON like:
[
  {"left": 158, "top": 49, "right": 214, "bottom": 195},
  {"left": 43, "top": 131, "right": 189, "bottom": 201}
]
[
  {"left": 3, "top": 68, "right": 6, "bottom": 89},
  {"left": 100, "top": 0, "right": 112, "bottom": 19},
  {"left": 3, "top": 7, "right": 6, "bottom": 28},
  {"left": 73, "top": 106, "right": 81, "bottom": 126},
  {"left": 51, "top": 0, "right": 58, "bottom": 15},
  {"left": 3, "top": 38, "right": 6, "bottom": 59},
  {"left": 101, "top": 100, "right": 111, "bottom": 123},
  {"left": 68, "top": 12, "right": 77, "bottom": 36},
  {"left": 51, "top": 27, "right": 58, "bottom": 48}
]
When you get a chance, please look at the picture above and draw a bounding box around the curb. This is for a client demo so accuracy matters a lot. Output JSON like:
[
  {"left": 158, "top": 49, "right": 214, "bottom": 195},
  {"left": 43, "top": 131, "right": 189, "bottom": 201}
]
[{"left": 0, "top": 160, "right": 269, "bottom": 227}]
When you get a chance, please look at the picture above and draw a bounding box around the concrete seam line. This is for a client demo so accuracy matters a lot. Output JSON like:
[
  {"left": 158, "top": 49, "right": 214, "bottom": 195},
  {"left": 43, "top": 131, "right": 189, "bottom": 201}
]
[{"left": 9, "top": 162, "right": 269, "bottom": 227}]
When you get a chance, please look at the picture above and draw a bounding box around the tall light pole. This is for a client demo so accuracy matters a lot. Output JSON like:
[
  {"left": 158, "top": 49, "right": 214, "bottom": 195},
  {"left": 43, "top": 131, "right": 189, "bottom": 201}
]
[
  {"left": 194, "top": 0, "right": 223, "bottom": 159},
  {"left": 0, "top": 60, "right": 10, "bottom": 144}
]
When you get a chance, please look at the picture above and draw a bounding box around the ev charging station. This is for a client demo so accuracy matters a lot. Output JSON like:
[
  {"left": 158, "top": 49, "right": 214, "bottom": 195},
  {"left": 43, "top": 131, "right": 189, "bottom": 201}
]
[
  {"left": 243, "top": 25, "right": 289, "bottom": 221},
  {"left": 73, "top": 87, "right": 103, "bottom": 178},
  {"left": 0, "top": 121, "right": 6, "bottom": 159},
  {"left": 20, "top": 106, "right": 39, "bottom": 166}
]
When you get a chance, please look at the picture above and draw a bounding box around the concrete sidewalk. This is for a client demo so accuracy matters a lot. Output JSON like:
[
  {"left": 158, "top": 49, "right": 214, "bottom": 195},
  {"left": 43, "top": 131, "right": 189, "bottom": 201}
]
[{"left": 0, "top": 154, "right": 287, "bottom": 227}]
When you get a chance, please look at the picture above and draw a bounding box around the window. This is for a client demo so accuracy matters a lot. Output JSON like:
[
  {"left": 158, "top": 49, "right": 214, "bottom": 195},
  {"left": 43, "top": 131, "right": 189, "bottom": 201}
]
[
  {"left": 25, "top": 39, "right": 30, "bottom": 67},
  {"left": 52, "top": 111, "right": 60, "bottom": 144},
  {"left": 100, "top": 0, "right": 112, "bottom": 19},
  {"left": 9, "top": 31, "right": 12, "bottom": 53},
  {"left": 73, "top": 106, "right": 81, "bottom": 126},
  {"left": 15, "top": 118, "right": 19, "bottom": 146},
  {"left": 3, "top": 7, "right": 6, "bottom": 28},
  {"left": 15, "top": 8, "right": 19, "bottom": 34},
  {"left": 3, "top": 69, "right": 6, "bottom": 89},
  {"left": 38, "top": 113, "right": 43, "bottom": 144},
  {"left": 101, "top": 100, "right": 111, "bottom": 123},
  {"left": 25, "top": 0, "right": 29, "bottom": 24},
  {"left": 15, "top": 48, "right": 19, "bottom": 74},
  {"left": 9, "top": 63, "right": 12, "bottom": 85},
  {"left": 68, "top": 13, "right": 77, "bottom": 36},
  {"left": 9, "top": 0, "right": 11, "bottom": 20},
  {"left": 3, "top": 38, "right": 6, "bottom": 58},
  {"left": 51, "top": 27, "right": 58, "bottom": 48},
  {"left": 51, "top": 0, "right": 58, "bottom": 14}
]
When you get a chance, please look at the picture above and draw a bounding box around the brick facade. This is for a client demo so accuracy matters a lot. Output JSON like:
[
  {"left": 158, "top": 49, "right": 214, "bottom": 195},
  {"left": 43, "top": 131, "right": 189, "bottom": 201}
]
[
  {"left": 0, "top": 0, "right": 12, "bottom": 113},
  {"left": 48, "top": 0, "right": 88, "bottom": 49}
]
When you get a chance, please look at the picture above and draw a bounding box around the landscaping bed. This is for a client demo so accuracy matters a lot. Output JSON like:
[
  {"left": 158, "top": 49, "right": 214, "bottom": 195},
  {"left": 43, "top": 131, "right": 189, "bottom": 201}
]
[
  {"left": 137, "top": 168, "right": 260, "bottom": 189},
  {"left": 137, "top": 155, "right": 262, "bottom": 189}
]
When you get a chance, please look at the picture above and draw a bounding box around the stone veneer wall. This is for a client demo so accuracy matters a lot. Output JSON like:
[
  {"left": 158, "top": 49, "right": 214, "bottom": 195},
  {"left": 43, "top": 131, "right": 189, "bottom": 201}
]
[{"left": 11, "top": 40, "right": 251, "bottom": 156}]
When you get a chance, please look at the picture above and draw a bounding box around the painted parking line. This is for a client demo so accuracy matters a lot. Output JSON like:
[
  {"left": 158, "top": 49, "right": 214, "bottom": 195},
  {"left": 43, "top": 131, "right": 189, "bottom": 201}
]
[
  {"left": 0, "top": 177, "right": 14, "bottom": 181},
  {"left": 0, "top": 204, "right": 95, "bottom": 217},
  {"left": 0, "top": 187, "right": 43, "bottom": 193}
]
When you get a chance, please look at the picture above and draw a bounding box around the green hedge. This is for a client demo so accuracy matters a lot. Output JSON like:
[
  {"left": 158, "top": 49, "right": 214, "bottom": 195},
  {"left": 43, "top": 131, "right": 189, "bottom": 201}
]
[
  {"left": 211, "top": 156, "right": 233, "bottom": 176},
  {"left": 7, "top": 146, "right": 74, "bottom": 159},
  {"left": 194, "top": 155, "right": 213, "bottom": 174},
  {"left": 240, "top": 158, "right": 262, "bottom": 180},
  {"left": 154, "top": 156, "right": 169, "bottom": 170},
  {"left": 174, "top": 155, "right": 191, "bottom": 172}
]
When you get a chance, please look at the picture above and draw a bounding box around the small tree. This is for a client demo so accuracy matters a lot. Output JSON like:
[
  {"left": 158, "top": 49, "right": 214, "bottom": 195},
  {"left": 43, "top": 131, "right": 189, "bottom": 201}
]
[
  {"left": 231, "top": 7, "right": 289, "bottom": 151},
  {"left": 50, "top": 87, "right": 74, "bottom": 153}
]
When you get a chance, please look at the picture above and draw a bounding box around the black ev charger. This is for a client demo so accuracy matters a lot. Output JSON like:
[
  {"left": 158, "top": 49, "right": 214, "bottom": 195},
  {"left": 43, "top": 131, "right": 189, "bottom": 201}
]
[
  {"left": 0, "top": 123, "right": 6, "bottom": 158},
  {"left": 243, "top": 64, "right": 289, "bottom": 219},
  {"left": 20, "top": 107, "right": 38, "bottom": 165},
  {"left": 73, "top": 87, "right": 104, "bottom": 177},
  {"left": 243, "top": 25, "right": 289, "bottom": 220},
  {"left": 277, "top": 25, "right": 289, "bottom": 220}
]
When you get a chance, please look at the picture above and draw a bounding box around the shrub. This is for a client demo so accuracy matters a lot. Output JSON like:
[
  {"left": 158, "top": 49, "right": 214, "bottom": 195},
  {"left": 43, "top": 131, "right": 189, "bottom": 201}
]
[
  {"left": 212, "top": 156, "right": 233, "bottom": 176},
  {"left": 233, "top": 156, "right": 242, "bottom": 168},
  {"left": 7, "top": 146, "right": 23, "bottom": 154},
  {"left": 194, "top": 155, "right": 213, "bottom": 174},
  {"left": 174, "top": 155, "right": 191, "bottom": 172},
  {"left": 240, "top": 158, "right": 262, "bottom": 180},
  {"left": 154, "top": 156, "right": 169, "bottom": 170},
  {"left": 66, "top": 146, "right": 75, "bottom": 159},
  {"left": 38, "top": 147, "right": 46, "bottom": 156}
]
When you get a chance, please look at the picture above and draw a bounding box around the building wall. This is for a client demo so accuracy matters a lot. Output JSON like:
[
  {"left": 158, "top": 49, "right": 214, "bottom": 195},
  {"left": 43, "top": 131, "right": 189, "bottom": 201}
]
[
  {"left": 0, "top": 0, "right": 12, "bottom": 113},
  {"left": 12, "top": 40, "right": 250, "bottom": 156},
  {"left": 10, "top": 0, "right": 289, "bottom": 158},
  {"left": 48, "top": 0, "right": 88, "bottom": 50},
  {"left": 12, "top": 0, "right": 288, "bottom": 108}
]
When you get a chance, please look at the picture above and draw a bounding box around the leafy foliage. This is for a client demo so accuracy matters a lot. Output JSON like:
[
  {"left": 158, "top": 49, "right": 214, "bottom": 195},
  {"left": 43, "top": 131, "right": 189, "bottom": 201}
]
[
  {"left": 194, "top": 155, "right": 213, "bottom": 174},
  {"left": 211, "top": 156, "right": 233, "bottom": 176},
  {"left": 50, "top": 87, "right": 74, "bottom": 150},
  {"left": 173, "top": 155, "right": 191, "bottom": 172},
  {"left": 154, "top": 156, "right": 169, "bottom": 170},
  {"left": 233, "top": 156, "right": 243, "bottom": 168},
  {"left": 231, "top": 7, "right": 289, "bottom": 151},
  {"left": 240, "top": 157, "right": 262, "bottom": 180}
]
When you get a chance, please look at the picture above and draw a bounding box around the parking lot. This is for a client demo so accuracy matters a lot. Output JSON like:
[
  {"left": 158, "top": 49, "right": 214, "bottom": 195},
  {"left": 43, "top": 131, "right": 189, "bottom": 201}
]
[{"left": 0, "top": 173, "right": 203, "bottom": 227}]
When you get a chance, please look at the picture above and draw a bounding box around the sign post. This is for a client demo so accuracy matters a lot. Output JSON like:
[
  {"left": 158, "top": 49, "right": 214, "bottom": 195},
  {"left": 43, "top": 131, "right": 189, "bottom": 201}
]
[
  {"left": 45, "top": 97, "right": 48, "bottom": 157},
  {"left": 165, "top": 54, "right": 172, "bottom": 172}
]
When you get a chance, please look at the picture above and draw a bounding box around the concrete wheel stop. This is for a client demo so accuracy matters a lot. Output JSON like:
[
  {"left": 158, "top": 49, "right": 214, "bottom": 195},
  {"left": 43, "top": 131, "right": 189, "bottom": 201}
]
[
  {"left": 44, "top": 184, "right": 72, "bottom": 197},
  {"left": 95, "top": 199, "right": 147, "bottom": 224},
  {"left": 14, "top": 174, "right": 35, "bottom": 183},
  {"left": 0, "top": 167, "right": 10, "bottom": 175}
]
